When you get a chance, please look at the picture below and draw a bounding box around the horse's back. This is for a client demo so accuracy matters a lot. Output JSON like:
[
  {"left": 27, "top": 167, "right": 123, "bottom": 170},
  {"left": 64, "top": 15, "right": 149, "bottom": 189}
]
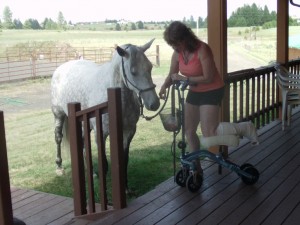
[
  {"left": 51, "top": 60, "right": 109, "bottom": 114},
  {"left": 52, "top": 60, "right": 100, "bottom": 81}
]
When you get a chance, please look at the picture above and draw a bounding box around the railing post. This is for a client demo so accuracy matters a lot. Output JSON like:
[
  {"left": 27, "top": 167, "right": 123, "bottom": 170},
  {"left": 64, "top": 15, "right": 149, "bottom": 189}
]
[
  {"left": 107, "top": 88, "right": 126, "bottom": 209},
  {"left": 68, "top": 103, "right": 87, "bottom": 216},
  {"left": 0, "top": 111, "right": 13, "bottom": 225}
]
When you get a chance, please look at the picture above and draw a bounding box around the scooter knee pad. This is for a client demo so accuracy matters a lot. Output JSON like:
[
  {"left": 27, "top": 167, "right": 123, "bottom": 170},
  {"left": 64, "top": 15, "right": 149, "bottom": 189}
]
[{"left": 201, "top": 135, "right": 240, "bottom": 149}]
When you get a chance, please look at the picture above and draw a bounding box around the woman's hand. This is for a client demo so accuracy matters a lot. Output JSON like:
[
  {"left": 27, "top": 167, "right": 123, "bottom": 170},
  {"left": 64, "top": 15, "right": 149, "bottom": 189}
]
[
  {"left": 159, "top": 74, "right": 187, "bottom": 99},
  {"left": 159, "top": 84, "right": 167, "bottom": 99},
  {"left": 171, "top": 73, "right": 186, "bottom": 81}
]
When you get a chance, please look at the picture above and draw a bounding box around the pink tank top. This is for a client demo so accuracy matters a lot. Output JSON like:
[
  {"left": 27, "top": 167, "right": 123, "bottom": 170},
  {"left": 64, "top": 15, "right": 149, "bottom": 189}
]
[{"left": 178, "top": 44, "right": 224, "bottom": 92}]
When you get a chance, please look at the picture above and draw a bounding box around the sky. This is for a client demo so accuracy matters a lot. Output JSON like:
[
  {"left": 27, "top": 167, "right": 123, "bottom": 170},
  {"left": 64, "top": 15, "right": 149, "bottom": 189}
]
[{"left": 0, "top": 0, "right": 299, "bottom": 23}]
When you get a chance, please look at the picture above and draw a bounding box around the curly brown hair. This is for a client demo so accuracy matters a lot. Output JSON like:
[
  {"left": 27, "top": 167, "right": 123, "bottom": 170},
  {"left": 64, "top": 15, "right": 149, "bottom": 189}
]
[{"left": 163, "top": 21, "right": 200, "bottom": 52}]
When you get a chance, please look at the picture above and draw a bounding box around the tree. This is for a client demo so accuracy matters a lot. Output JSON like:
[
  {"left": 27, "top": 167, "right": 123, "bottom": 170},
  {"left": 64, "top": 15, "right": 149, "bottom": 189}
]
[
  {"left": 57, "top": 11, "right": 66, "bottom": 29},
  {"left": 189, "top": 15, "right": 197, "bottom": 28},
  {"left": 131, "top": 22, "right": 136, "bottom": 30},
  {"left": 197, "top": 17, "right": 205, "bottom": 28},
  {"left": 228, "top": 4, "right": 278, "bottom": 27},
  {"left": 115, "top": 23, "right": 121, "bottom": 31},
  {"left": 262, "top": 6, "right": 271, "bottom": 23},
  {"left": 43, "top": 18, "right": 58, "bottom": 30},
  {"left": 13, "top": 19, "right": 23, "bottom": 29},
  {"left": 137, "top": 21, "right": 144, "bottom": 29},
  {"left": 23, "top": 19, "right": 41, "bottom": 29},
  {"left": 3, "top": 6, "right": 15, "bottom": 29}
]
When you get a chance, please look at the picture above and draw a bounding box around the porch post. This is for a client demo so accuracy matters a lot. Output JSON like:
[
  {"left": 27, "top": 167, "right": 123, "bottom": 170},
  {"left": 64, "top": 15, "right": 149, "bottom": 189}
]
[
  {"left": 277, "top": 0, "right": 289, "bottom": 65},
  {"left": 207, "top": 0, "right": 228, "bottom": 156},
  {"left": 207, "top": 0, "right": 228, "bottom": 121},
  {"left": 276, "top": 0, "right": 289, "bottom": 120},
  {"left": 0, "top": 111, "right": 13, "bottom": 225}
]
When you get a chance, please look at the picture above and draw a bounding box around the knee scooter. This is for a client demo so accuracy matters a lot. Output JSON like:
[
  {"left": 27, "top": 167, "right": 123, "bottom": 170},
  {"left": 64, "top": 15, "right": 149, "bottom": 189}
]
[{"left": 160, "top": 81, "right": 259, "bottom": 193}]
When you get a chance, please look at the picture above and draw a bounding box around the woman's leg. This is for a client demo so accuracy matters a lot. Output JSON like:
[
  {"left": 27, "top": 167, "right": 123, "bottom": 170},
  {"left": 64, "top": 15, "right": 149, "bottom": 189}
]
[
  {"left": 199, "top": 105, "right": 220, "bottom": 153},
  {"left": 184, "top": 102, "right": 202, "bottom": 177},
  {"left": 199, "top": 105, "right": 220, "bottom": 137},
  {"left": 184, "top": 102, "right": 200, "bottom": 151}
]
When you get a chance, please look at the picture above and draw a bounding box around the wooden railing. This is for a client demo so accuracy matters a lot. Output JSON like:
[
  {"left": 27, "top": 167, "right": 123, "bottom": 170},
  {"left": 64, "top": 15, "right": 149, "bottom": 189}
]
[
  {"left": 288, "top": 58, "right": 300, "bottom": 74},
  {"left": 0, "top": 111, "right": 14, "bottom": 225},
  {"left": 226, "top": 59, "right": 300, "bottom": 129},
  {"left": 67, "top": 88, "right": 126, "bottom": 219}
]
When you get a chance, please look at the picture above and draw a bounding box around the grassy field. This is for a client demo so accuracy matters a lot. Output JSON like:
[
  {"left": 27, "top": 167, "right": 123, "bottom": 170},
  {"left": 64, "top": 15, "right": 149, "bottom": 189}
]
[
  {"left": 2, "top": 26, "right": 300, "bottom": 72},
  {"left": 1, "top": 26, "right": 300, "bottom": 202},
  {"left": 1, "top": 26, "right": 300, "bottom": 73}
]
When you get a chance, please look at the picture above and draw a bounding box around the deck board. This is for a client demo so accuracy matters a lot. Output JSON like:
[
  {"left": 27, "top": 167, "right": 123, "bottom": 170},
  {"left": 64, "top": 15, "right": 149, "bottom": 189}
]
[{"left": 11, "top": 109, "right": 300, "bottom": 225}]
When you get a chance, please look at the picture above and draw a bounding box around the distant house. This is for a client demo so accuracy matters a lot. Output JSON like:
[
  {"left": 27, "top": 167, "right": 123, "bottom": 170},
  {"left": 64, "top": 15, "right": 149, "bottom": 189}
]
[{"left": 118, "top": 19, "right": 130, "bottom": 25}]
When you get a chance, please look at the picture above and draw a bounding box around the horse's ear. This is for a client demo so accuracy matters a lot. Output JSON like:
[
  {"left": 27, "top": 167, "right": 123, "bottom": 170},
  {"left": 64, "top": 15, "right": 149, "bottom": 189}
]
[
  {"left": 140, "top": 38, "right": 155, "bottom": 52},
  {"left": 116, "top": 46, "right": 128, "bottom": 57}
]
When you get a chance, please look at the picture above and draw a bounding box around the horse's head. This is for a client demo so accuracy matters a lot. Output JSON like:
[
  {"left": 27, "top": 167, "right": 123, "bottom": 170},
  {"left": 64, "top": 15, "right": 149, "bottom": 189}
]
[{"left": 116, "top": 39, "right": 160, "bottom": 111}]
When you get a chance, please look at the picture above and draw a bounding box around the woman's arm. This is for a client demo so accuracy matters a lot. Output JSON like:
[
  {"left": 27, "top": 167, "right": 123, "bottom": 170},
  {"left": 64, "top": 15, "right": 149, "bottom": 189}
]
[
  {"left": 159, "top": 51, "right": 180, "bottom": 99},
  {"left": 163, "top": 51, "right": 180, "bottom": 87}
]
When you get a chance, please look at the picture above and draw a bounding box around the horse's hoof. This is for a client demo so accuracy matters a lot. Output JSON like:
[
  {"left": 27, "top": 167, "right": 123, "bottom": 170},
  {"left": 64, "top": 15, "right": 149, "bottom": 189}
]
[
  {"left": 126, "top": 188, "right": 136, "bottom": 197},
  {"left": 56, "top": 168, "right": 65, "bottom": 176}
]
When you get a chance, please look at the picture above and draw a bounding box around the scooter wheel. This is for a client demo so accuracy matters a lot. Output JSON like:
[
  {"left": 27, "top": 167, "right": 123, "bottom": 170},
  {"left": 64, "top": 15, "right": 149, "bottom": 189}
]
[
  {"left": 238, "top": 163, "right": 254, "bottom": 177},
  {"left": 240, "top": 163, "right": 254, "bottom": 171},
  {"left": 175, "top": 169, "right": 188, "bottom": 187},
  {"left": 240, "top": 164, "right": 259, "bottom": 185},
  {"left": 186, "top": 173, "right": 202, "bottom": 193}
]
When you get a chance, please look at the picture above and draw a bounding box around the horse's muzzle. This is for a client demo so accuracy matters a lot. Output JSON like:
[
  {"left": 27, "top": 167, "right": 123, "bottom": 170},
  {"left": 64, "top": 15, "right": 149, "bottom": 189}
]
[{"left": 149, "top": 100, "right": 160, "bottom": 111}]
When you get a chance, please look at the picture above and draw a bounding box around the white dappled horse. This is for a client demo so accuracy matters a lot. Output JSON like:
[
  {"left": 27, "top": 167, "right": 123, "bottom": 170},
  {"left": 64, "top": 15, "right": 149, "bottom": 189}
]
[{"left": 51, "top": 39, "right": 160, "bottom": 190}]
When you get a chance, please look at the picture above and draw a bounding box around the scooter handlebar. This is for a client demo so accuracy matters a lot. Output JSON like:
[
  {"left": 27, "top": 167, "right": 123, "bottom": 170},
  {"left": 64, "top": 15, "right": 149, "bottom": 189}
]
[{"left": 174, "top": 80, "right": 196, "bottom": 91}]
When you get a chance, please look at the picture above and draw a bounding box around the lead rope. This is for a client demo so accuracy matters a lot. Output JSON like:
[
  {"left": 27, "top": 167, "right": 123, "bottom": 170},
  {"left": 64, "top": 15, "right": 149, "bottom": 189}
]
[{"left": 141, "top": 87, "right": 170, "bottom": 121}]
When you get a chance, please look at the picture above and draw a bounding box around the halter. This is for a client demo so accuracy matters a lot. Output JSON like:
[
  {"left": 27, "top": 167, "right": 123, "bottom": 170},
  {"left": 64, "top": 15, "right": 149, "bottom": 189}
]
[
  {"left": 120, "top": 46, "right": 157, "bottom": 118},
  {"left": 121, "top": 57, "right": 156, "bottom": 95}
]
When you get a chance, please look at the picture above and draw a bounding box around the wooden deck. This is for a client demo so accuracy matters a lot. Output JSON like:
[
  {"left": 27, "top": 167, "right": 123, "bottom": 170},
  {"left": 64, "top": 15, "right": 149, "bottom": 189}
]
[
  {"left": 11, "top": 187, "right": 75, "bottom": 225},
  {"left": 12, "top": 110, "right": 300, "bottom": 225}
]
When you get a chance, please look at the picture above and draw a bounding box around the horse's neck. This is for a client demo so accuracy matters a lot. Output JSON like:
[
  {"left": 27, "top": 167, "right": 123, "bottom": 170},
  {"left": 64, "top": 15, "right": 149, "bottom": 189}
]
[
  {"left": 101, "top": 67, "right": 120, "bottom": 87},
  {"left": 121, "top": 82, "right": 138, "bottom": 103},
  {"left": 104, "top": 58, "right": 123, "bottom": 87},
  {"left": 121, "top": 83, "right": 140, "bottom": 120},
  {"left": 104, "top": 59, "right": 139, "bottom": 105}
]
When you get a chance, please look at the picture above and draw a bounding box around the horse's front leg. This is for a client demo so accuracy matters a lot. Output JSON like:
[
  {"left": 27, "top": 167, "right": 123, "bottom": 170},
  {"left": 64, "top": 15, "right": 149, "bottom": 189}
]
[
  {"left": 123, "top": 127, "right": 136, "bottom": 194},
  {"left": 93, "top": 129, "right": 108, "bottom": 178}
]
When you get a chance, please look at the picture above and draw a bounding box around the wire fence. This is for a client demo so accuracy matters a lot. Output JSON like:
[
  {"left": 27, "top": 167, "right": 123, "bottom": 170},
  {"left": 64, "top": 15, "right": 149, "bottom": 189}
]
[{"left": 0, "top": 46, "right": 160, "bottom": 83}]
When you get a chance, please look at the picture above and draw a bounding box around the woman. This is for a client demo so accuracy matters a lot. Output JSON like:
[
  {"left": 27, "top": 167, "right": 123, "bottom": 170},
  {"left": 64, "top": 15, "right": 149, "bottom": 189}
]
[{"left": 159, "top": 21, "right": 258, "bottom": 178}]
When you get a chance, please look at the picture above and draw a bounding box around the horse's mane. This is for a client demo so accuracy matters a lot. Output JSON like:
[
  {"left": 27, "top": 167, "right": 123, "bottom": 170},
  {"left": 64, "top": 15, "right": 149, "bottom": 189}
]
[
  {"left": 108, "top": 44, "right": 126, "bottom": 87},
  {"left": 110, "top": 44, "right": 136, "bottom": 88}
]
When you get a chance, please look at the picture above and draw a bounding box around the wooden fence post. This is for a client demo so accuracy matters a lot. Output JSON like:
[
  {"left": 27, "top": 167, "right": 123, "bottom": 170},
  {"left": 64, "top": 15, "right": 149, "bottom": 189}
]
[
  {"left": 156, "top": 45, "right": 160, "bottom": 67},
  {"left": 0, "top": 111, "right": 13, "bottom": 225}
]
